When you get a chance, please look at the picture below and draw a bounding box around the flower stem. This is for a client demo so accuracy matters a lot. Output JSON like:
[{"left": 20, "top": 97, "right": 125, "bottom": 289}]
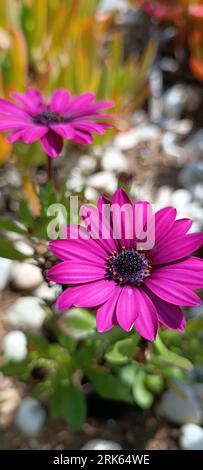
[{"left": 47, "top": 156, "right": 53, "bottom": 182}]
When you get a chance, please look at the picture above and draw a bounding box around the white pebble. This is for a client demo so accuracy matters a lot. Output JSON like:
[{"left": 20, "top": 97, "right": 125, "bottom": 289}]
[
  {"left": 114, "top": 124, "right": 160, "bottom": 150},
  {"left": 158, "top": 383, "right": 203, "bottom": 425},
  {"left": 162, "top": 132, "right": 184, "bottom": 160},
  {"left": 0, "top": 257, "right": 13, "bottom": 291},
  {"left": 15, "top": 397, "right": 46, "bottom": 437},
  {"left": 3, "top": 330, "right": 27, "bottom": 361},
  {"left": 7, "top": 296, "right": 45, "bottom": 331},
  {"left": 87, "top": 171, "right": 117, "bottom": 194},
  {"left": 14, "top": 240, "right": 34, "bottom": 257},
  {"left": 180, "top": 423, "right": 203, "bottom": 450},
  {"left": 79, "top": 155, "right": 97, "bottom": 176},
  {"left": 11, "top": 262, "right": 43, "bottom": 291},
  {"left": 34, "top": 282, "right": 61, "bottom": 301},
  {"left": 81, "top": 439, "right": 122, "bottom": 450},
  {"left": 171, "top": 189, "right": 191, "bottom": 208},
  {"left": 101, "top": 147, "right": 128, "bottom": 173}
]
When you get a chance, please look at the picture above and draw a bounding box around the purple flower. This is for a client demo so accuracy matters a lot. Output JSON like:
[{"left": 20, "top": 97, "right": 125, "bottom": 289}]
[
  {"left": 0, "top": 88, "right": 114, "bottom": 158},
  {"left": 47, "top": 189, "right": 203, "bottom": 341}
]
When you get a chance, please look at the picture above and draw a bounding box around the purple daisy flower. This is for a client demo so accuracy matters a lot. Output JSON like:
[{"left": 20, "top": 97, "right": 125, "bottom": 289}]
[
  {"left": 0, "top": 88, "right": 114, "bottom": 158},
  {"left": 47, "top": 189, "right": 203, "bottom": 341}
]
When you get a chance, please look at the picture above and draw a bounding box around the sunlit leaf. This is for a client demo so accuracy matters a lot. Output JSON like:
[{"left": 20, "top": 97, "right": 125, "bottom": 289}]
[{"left": 0, "top": 238, "right": 28, "bottom": 260}]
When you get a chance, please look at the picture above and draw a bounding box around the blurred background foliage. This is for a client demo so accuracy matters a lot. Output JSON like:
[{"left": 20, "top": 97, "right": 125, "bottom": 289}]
[
  {"left": 0, "top": 0, "right": 156, "bottom": 168},
  {"left": 137, "top": 0, "right": 203, "bottom": 81}
]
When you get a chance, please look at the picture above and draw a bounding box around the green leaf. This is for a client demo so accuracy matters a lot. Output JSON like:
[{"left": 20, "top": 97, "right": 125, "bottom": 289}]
[
  {"left": 153, "top": 336, "right": 193, "bottom": 371},
  {"left": 145, "top": 374, "right": 163, "bottom": 394},
  {"left": 0, "top": 218, "right": 26, "bottom": 234},
  {"left": 86, "top": 367, "right": 133, "bottom": 403},
  {"left": 186, "top": 315, "right": 203, "bottom": 334},
  {"left": 50, "top": 383, "right": 86, "bottom": 429},
  {"left": 132, "top": 370, "right": 154, "bottom": 409},
  {"left": 105, "top": 337, "right": 138, "bottom": 364},
  {"left": 0, "top": 360, "right": 29, "bottom": 380},
  {"left": 118, "top": 363, "right": 138, "bottom": 387},
  {"left": 64, "top": 308, "right": 96, "bottom": 333},
  {"left": 0, "top": 239, "right": 28, "bottom": 260}
]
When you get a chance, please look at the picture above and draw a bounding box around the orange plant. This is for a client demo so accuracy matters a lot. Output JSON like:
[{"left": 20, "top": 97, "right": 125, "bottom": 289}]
[{"left": 140, "top": 0, "right": 203, "bottom": 80}]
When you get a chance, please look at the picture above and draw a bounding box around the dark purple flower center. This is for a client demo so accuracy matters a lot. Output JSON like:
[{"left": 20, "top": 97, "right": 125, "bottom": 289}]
[
  {"left": 106, "top": 247, "right": 151, "bottom": 286},
  {"left": 33, "top": 110, "right": 62, "bottom": 125}
]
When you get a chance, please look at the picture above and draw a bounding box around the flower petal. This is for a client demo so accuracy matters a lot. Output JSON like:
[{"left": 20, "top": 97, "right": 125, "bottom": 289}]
[
  {"left": 96, "top": 289, "right": 121, "bottom": 332},
  {"left": 144, "top": 286, "right": 185, "bottom": 332},
  {"left": 150, "top": 232, "right": 203, "bottom": 265},
  {"left": 50, "top": 88, "right": 71, "bottom": 114},
  {"left": 116, "top": 286, "right": 139, "bottom": 331},
  {"left": 154, "top": 206, "right": 177, "bottom": 244},
  {"left": 145, "top": 277, "right": 201, "bottom": 306},
  {"left": 49, "top": 238, "right": 107, "bottom": 264},
  {"left": 152, "top": 259, "right": 203, "bottom": 290},
  {"left": 47, "top": 261, "right": 105, "bottom": 284},
  {"left": 55, "top": 279, "right": 116, "bottom": 310},
  {"left": 72, "top": 130, "right": 93, "bottom": 145},
  {"left": 50, "top": 124, "right": 74, "bottom": 139},
  {"left": 111, "top": 188, "right": 133, "bottom": 248},
  {"left": 0, "top": 98, "right": 30, "bottom": 118},
  {"left": 11, "top": 89, "right": 45, "bottom": 115},
  {"left": 134, "top": 289, "right": 158, "bottom": 341},
  {"left": 20, "top": 125, "right": 48, "bottom": 143},
  {"left": 81, "top": 202, "right": 118, "bottom": 253},
  {"left": 40, "top": 130, "right": 63, "bottom": 158}
]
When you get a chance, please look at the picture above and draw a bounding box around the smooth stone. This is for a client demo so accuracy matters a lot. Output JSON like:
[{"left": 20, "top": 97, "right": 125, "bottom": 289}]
[
  {"left": 66, "top": 168, "right": 85, "bottom": 191},
  {"left": 171, "top": 189, "right": 191, "bottom": 208},
  {"left": 15, "top": 397, "right": 46, "bottom": 437},
  {"left": 185, "top": 130, "right": 203, "bottom": 160},
  {"left": 79, "top": 155, "right": 97, "bottom": 176},
  {"left": 14, "top": 240, "right": 34, "bottom": 257},
  {"left": 164, "top": 85, "right": 187, "bottom": 118},
  {"left": 81, "top": 439, "right": 122, "bottom": 450},
  {"left": 180, "top": 424, "right": 203, "bottom": 450},
  {"left": 87, "top": 171, "right": 117, "bottom": 194},
  {"left": 84, "top": 186, "right": 98, "bottom": 202},
  {"left": 193, "top": 184, "right": 203, "bottom": 203},
  {"left": 3, "top": 330, "right": 27, "bottom": 362},
  {"left": 157, "top": 383, "right": 203, "bottom": 425},
  {"left": 34, "top": 282, "right": 61, "bottom": 302},
  {"left": 160, "top": 57, "right": 179, "bottom": 73},
  {"left": 154, "top": 186, "right": 173, "bottom": 209},
  {"left": 11, "top": 262, "right": 43, "bottom": 291},
  {"left": 101, "top": 147, "right": 128, "bottom": 173},
  {"left": 0, "top": 257, "right": 13, "bottom": 291},
  {"left": 178, "top": 161, "right": 203, "bottom": 188},
  {"left": 7, "top": 296, "right": 45, "bottom": 330},
  {"left": 98, "top": 0, "right": 127, "bottom": 13},
  {"left": 164, "top": 84, "right": 201, "bottom": 119},
  {"left": 162, "top": 132, "right": 184, "bottom": 159},
  {"left": 114, "top": 124, "right": 160, "bottom": 150},
  {"left": 164, "top": 119, "right": 193, "bottom": 135},
  {"left": 192, "top": 384, "right": 203, "bottom": 404}
]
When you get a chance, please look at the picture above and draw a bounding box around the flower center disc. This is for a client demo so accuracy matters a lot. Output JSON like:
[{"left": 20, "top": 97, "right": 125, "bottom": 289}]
[
  {"left": 33, "top": 110, "right": 62, "bottom": 125},
  {"left": 106, "top": 248, "right": 151, "bottom": 286}
]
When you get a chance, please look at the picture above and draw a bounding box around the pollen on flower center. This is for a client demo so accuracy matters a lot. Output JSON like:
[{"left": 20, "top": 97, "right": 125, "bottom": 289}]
[
  {"left": 106, "top": 247, "right": 151, "bottom": 286},
  {"left": 33, "top": 110, "right": 62, "bottom": 125}
]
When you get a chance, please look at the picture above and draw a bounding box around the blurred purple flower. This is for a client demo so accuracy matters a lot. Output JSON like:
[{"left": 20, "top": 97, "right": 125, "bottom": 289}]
[
  {"left": 47, "top": 188, "right": 203, "bottom": 341},
  {"left": 0, "top": 88, "right": 114, "bottom": 157}
]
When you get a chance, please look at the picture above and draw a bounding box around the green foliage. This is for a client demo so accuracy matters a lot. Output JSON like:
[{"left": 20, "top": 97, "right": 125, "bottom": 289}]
[
  {"left": 0, "top": 238, "right": 28, "bottom": 260},
  {"left": 50, "top": 383, "right": 86, "bottom": 429}
]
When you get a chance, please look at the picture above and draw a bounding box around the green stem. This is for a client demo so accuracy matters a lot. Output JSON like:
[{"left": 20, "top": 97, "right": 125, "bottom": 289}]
[{"left": 47, "top": 156, "right": 53, "bottom": 182}]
